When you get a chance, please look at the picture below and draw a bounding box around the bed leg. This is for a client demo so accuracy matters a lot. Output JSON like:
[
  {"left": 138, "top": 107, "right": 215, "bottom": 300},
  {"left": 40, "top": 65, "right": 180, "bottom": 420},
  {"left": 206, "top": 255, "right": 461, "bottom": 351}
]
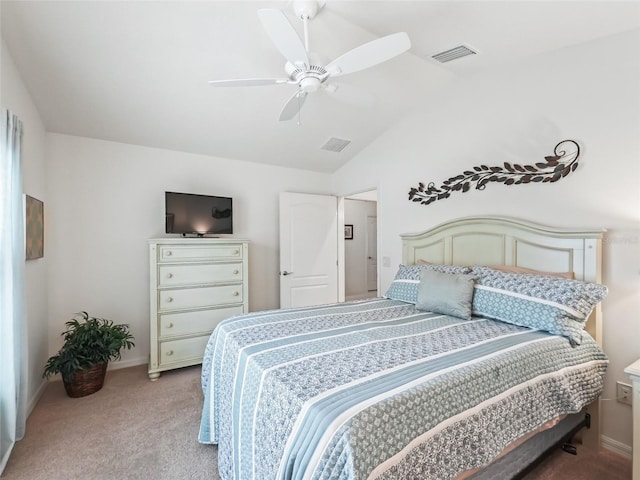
[{"left": 582, "top": 401, "right": 600, "bottom": 449}]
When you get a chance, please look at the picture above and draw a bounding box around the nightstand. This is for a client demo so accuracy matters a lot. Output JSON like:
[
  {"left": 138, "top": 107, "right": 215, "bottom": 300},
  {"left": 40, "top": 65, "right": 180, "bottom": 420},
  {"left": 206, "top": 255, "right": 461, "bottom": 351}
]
[{"left": 625, "top": 358, "right": 640, "bottom": 480}]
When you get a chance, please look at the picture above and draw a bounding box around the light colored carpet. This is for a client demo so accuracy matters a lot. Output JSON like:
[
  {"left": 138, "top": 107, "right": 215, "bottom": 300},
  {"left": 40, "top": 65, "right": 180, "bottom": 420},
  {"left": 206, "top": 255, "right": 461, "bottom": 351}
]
[
  {"left": 2, "top": 365, "right": 631, "bottom": 479},
  {"left": 2, "top": 365, "right": 217, "bottom": 480}
]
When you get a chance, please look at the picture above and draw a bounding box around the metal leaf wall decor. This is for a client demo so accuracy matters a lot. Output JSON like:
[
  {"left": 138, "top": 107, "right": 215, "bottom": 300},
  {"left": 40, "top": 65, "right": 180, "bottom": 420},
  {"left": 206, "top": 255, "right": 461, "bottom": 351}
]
[{"left": 408, "top": 140, "right": 580, "bottom": 206}]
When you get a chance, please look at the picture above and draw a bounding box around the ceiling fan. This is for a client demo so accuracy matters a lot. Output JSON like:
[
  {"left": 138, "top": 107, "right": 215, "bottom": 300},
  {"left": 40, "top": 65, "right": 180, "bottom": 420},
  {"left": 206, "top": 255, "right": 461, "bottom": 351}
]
[{"left": 208, "top": 0, "right": 411, "bottom": 122}]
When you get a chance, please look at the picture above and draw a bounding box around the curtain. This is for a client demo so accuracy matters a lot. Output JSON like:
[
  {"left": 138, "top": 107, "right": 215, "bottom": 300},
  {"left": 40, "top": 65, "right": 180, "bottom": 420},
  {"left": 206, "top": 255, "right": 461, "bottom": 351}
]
[{"left": 0, "top": 108, "right": 27, "bottom": 475}]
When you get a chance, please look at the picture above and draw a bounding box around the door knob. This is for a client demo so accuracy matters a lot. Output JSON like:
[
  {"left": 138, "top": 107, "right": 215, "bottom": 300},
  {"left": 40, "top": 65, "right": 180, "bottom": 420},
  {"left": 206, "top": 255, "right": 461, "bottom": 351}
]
[{"left": 281, "top": 271, "right": 293, "bottom": 276}]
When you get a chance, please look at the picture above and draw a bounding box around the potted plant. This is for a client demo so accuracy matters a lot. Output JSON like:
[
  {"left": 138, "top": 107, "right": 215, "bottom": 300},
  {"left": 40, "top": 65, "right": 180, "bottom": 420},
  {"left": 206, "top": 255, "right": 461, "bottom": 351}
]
[{"left": 43, "top": 311, "right": 135, "bottom": 398}]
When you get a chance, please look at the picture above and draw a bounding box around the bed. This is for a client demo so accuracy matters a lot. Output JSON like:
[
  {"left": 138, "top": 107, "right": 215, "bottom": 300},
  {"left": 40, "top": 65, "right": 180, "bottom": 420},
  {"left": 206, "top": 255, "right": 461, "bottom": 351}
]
[{"left": 199, "top": 216, "right": 608, "bottom": 480}]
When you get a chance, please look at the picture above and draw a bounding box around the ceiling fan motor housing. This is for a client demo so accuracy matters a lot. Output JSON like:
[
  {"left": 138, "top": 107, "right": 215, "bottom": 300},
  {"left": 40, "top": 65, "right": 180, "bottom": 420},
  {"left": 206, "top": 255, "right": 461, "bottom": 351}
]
[
  {"left": 286, "top": 62, "right": 328, "bottom": 92},
  {"left": 293, "top": 0, "right": 320, "bottom": 19}
]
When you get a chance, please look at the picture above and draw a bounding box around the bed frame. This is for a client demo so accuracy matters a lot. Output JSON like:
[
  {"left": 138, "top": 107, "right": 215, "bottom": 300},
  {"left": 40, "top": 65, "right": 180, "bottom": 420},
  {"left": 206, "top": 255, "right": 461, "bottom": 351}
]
[{"left": 400, "top": 216, "right": 605, "bottom": 458}]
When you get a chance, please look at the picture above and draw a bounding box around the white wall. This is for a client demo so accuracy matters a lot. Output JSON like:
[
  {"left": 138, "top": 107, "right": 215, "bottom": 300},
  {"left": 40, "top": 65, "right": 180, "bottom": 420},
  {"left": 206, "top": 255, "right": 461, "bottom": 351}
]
[
  {"left": 1, "top": 41, "right": 50, "bottom": 411},
  {"left": 45, "top": 134, "right": 331, "bottom": 368},
  {"left": 331, "top": 29, "right": 640, "bottom": 452}
]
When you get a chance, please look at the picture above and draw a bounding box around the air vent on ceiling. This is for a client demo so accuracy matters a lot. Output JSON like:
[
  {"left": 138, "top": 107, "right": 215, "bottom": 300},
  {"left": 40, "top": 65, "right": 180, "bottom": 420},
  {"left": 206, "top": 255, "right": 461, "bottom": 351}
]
[
  {"left": 321, "top": 137, "right": 351, "bottom": 153},
  {"left": 432, "top": 45, "right": 477, "bottom": 63}
]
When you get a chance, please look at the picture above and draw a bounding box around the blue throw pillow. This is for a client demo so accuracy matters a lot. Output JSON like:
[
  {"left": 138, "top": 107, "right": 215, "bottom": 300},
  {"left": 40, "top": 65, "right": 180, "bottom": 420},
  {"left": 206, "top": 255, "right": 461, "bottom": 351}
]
[
  {"left": 415, "top": 270, "right": 477, "bottom": 319},
  {"left": 384, "top": 263, "right": 472, "bottom": 304},
  {"left": 471, "top": 266, "right": 608, "bottom": 344}
]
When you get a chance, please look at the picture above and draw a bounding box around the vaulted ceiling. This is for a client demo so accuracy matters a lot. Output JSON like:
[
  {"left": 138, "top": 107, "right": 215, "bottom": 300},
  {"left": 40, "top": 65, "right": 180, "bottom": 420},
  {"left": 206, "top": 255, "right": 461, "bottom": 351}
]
[{"left": 2, "top": 1, "right": 639, "bottom": 173}]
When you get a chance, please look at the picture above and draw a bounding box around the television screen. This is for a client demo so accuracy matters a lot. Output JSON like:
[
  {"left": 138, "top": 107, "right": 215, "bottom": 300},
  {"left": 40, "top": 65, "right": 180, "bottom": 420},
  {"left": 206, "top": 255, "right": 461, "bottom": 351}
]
[{"left": 165, "top": 191, "right": 233, "bottom": 235}]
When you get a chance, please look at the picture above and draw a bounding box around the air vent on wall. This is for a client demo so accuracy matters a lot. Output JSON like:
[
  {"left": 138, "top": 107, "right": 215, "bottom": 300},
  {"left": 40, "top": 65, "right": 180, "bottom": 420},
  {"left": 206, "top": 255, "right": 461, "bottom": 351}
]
[
  {"left": 432, "top": 45, "right": 477, "bottom": 63},
  {"left": 321, "top": 137, "right": 351, "bottom": 153}
]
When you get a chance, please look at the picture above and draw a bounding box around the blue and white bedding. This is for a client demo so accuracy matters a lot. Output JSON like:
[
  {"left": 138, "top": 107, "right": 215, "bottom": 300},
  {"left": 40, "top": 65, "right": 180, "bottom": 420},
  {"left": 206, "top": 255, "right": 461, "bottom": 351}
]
[{"left": 199, "top": 298, "right": 607, "bottom": 480}]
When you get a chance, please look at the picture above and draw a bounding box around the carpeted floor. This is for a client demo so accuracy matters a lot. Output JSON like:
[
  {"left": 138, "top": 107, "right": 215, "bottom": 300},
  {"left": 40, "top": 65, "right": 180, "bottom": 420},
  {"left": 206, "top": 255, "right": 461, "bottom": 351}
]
[{"left": 2, "top": 365, "right": 631, "bottom": 479}]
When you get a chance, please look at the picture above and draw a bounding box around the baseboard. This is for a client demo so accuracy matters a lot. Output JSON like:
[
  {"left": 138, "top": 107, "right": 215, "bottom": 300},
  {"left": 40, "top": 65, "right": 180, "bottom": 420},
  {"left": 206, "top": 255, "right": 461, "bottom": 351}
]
[
  {"left": 27, "top": 378, "right": 49, "bottom": 417},
  {"left": 107, "top": 356, "right": 148, "bottom": 371},
  {"left": 601, "top": 434, "right": 632, "bottom": 459}
]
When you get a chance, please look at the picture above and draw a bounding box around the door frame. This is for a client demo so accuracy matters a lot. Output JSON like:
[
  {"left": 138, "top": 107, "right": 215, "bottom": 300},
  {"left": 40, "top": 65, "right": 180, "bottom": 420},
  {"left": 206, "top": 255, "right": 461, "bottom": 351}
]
[
  {"left": 339, "top": 188, "right": 379, "bottom": 302},
  {"left": 337, "top": 196, "right": 345, "bottom": 302}
]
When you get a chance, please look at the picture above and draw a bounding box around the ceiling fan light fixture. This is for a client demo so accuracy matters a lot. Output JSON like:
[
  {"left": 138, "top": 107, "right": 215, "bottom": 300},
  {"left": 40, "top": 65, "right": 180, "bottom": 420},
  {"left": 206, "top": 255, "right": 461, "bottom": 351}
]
[{"left": 300, "top": 76, "right": 321, "bottom": 93}]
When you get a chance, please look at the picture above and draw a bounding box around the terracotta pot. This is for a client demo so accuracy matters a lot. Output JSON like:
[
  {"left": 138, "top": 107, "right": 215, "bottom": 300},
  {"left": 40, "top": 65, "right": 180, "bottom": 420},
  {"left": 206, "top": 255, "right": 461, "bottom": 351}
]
[{"left": 63, "top": 363, "right": 108, "bottom": 398}]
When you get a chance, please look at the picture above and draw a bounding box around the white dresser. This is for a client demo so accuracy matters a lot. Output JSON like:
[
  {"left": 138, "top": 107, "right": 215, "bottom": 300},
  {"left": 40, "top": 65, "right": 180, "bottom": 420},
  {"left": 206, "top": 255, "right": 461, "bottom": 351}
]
[{"left": 148, "top": 238, "right": 248, "bottom": 380}]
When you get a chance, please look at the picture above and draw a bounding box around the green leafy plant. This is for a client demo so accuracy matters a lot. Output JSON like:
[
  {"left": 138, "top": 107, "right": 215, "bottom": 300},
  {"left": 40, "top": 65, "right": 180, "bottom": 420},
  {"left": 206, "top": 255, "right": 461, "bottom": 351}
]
[{"left": 43, "top": 311, "right": 135, "bottom": 381}]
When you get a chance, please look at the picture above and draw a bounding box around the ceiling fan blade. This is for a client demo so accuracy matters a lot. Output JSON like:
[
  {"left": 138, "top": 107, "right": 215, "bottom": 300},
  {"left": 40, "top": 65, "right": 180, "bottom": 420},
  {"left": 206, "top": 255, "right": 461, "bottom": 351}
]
[
  {"left": 323, "top": 83, "right": 375, "bottom": 108},
  {"left": 279, "top": 90, "right": 307, "bottom": 121},
  {"left": 208, "top": 78, "right": 289, "bottom": 87},
  {"left": 257, "top": 9, "right": 309, "bottom": 68},
  {"left": 325, "top": 32, "right": 411, "bottom": 77}
]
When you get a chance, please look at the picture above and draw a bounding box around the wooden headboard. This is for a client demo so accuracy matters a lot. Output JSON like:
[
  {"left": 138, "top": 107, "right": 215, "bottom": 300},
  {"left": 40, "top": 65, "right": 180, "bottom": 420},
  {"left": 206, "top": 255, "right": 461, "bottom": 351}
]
[{"left": 400, "top": 216, "right": 605, "bottom": 346}]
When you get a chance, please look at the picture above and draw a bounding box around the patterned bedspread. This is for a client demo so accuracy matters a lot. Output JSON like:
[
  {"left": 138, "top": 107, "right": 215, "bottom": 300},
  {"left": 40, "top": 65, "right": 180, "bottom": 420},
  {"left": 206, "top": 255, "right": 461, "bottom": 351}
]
[{"left": 198, "top": 298, "right": 607, "bottom": 480}]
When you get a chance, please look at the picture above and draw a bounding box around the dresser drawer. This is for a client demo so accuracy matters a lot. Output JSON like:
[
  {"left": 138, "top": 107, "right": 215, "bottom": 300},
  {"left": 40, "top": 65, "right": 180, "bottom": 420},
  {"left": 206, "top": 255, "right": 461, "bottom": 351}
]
[
  {"left": 159, "top": 284, "right": 243, "bottom": 311},
  {"left": 159, "top": 244, "right": 242, "bottom": 263},
  {"left": 159, "top": 305, "right": 243, "bottom": 337},
  {"left": 159, "top": 335, "right": 210, "bottom": 367},
  {"left": 158, "top": 262, "right": 243, "bottom": 287}
]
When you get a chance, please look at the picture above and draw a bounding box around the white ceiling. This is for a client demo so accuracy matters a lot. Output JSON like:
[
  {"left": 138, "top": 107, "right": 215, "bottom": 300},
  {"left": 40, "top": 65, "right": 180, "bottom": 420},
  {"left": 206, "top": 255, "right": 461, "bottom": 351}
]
[{"left": 2, "top": 1, "right": 639, "bottom": 173}]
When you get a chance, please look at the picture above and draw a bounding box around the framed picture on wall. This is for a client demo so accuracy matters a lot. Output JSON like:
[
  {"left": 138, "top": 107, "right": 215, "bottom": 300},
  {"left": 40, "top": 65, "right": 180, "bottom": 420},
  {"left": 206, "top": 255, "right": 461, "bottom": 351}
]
[
  {"left": 25, "top": 194, "right": 44, "bottom": 260},
  {"left": 344, "top": 224, "right": 353, "bottom": 240}
]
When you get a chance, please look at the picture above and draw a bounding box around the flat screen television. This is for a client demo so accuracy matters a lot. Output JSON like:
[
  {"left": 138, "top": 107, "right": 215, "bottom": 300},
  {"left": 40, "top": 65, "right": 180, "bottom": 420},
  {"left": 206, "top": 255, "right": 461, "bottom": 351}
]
[{"left": 165, "top": 191, "right": 233, "bottom": 236}]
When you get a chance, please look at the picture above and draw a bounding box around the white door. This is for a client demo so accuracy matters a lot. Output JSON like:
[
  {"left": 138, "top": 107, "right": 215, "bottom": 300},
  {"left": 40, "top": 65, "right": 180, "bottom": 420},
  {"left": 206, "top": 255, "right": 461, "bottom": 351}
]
[
  {"left": 279, "top": 192, "right": 339, "bottom": 308},
  {"left": 366, "top": 215, "right": 378, "bottom": 292}
]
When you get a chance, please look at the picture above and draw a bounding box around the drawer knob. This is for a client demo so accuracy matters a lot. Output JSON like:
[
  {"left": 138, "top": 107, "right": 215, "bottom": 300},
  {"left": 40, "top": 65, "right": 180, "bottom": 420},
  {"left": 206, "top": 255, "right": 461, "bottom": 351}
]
[
  {"left": 166, "top": 322, "right": 173, "bottom": 328},
  {"left": 166, "top": 350, "right": 174, "bottom": 356},
  {"left": 166, "top": 273, "right": 173, "bottom": 278},
  {"left": 233, "top": 291, "right": 239, "bottom": 296},
  {"left": 233, "top": 269, "right": 239, "bottom": 275},
  {"left": 166, "top": 297, "right": 173, "bottom": 303},
  {"left": 233, "top": 249, "right": 239, "bottom": 255},
  {"left": 166, "top": 250, "right": 172, "bottom": 256}
]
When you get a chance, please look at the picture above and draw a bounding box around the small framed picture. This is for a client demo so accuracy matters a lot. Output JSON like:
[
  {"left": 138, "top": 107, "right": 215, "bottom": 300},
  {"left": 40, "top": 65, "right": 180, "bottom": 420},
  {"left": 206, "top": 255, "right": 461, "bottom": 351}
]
[{"left": 344, "top": 224, "right": 353, "bottom": 240}]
